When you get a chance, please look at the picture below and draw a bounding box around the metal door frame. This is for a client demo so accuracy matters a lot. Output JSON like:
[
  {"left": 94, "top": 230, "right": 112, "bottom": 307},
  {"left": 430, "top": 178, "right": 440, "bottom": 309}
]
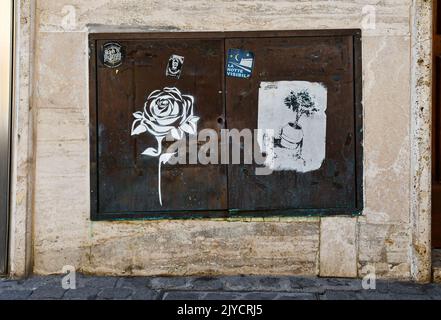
[{"left": 0, "top": 0, "right": 14, "bottom": 274}]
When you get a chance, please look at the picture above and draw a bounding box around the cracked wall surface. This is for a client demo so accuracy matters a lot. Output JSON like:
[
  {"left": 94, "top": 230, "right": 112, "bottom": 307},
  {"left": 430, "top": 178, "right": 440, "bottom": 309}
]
[{"left": 16, "top": 0, "right": 429, "bottom": 279}]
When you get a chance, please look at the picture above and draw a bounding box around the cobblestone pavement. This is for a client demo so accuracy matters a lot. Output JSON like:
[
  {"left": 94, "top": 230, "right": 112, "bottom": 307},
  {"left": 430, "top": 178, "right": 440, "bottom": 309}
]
[{"left": 1, "top": 274, "right": 441, "bottom": 300}]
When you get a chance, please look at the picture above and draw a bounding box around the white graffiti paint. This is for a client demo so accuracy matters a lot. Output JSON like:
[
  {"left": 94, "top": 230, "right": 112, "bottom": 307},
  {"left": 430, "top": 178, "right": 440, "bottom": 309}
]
[
  {"left": 131, "top": 87, "right": 199, "bottom": 206},
  {"left": 362, "top": 5, "right": 377, "bottom": 30},
  {"left": 257, "top": 81, "right": 327, "bottom": 173}
]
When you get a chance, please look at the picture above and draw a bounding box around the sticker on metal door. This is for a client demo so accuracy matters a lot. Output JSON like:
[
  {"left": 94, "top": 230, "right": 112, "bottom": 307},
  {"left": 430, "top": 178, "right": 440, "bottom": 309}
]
[{"left": 226, "top": 48, "right": 254, "bottom": 79}]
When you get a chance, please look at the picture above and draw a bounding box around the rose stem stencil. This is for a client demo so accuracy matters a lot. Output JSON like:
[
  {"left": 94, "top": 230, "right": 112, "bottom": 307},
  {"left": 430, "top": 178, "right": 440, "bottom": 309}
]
[{"left": 131, "top": 87, "right": 199, "bottom": 206}]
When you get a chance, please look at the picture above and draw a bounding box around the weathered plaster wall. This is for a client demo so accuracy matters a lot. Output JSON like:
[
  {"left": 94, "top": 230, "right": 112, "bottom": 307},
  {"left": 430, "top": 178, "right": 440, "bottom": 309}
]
[
  {"left": 9, "top": 0, "right": 35, "bottom": 278},
  {"left": 410, "top": 0, "right": 432, "bottom": 282},
  {"left": 25, "top": 0, "right": 427, "bottom": 279}
]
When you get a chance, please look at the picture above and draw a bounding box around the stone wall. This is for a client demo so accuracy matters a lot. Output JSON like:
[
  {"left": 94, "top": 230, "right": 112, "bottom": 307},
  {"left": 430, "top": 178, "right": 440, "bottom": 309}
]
[{"left": 13, "top": 0, "right": 428, "bottom": 279}]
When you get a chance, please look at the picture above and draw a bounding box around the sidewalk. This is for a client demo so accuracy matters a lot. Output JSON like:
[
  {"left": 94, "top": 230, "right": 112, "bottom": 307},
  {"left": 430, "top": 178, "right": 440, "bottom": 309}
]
[{"left": 1, "top": 274, "right": 441, "bottom": 300}]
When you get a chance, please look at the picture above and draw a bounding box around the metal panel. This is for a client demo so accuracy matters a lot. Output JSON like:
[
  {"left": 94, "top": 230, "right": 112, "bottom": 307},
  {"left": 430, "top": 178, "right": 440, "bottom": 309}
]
[
  {"left": 89, "top": 30, "right": 363, "bottom": 220},
  {"left": 0, "top": 0, "right": 13, "bottom": 274},
  {"left": 226, "top": 33, "right": 362, "bottom": 215},
  {"left": 90, "top": 37, "right": 227, "bottom": 219}
]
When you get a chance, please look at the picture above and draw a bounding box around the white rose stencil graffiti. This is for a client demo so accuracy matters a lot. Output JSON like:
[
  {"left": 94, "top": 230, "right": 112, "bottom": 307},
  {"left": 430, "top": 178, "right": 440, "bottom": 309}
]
[
  {"left": 131, "top": 87, "right": 199, "bottom": 206},
  {"left": 257, "top": 81, "right": 327, "bottom": 172}
]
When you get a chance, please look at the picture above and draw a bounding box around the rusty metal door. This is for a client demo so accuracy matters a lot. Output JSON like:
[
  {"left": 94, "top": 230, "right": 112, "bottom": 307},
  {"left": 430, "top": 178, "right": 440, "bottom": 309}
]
[
  {"left": 226, "top": 33, "right": 362, "bottom": 215},
  {"left": 89, "top": 30, "right": 362, "bottom": 220},
  {"left": 91, "top": 37, "right": 228, "bottom": 219}
]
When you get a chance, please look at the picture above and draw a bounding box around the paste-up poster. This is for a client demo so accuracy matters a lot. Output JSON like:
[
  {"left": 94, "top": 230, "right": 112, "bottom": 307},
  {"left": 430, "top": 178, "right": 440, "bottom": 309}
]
[{"left": 257, "top": 81, "right": 327, "bottom": 173}]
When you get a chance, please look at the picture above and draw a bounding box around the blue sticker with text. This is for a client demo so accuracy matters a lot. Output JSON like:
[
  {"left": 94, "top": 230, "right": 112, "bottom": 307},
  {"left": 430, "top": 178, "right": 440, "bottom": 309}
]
[{"left": 226, "top": 49, "right": 254, "bottom": 79}]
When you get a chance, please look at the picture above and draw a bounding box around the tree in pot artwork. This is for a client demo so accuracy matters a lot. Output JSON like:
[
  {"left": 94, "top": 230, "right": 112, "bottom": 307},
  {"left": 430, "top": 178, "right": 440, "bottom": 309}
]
[{"left": 257, "top": 81, "right": 327, "bottom": 173}]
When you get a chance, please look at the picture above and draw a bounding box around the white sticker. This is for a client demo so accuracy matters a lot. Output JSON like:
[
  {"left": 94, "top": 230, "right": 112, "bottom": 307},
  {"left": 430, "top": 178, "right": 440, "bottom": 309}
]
[
  {"left": 103, "top": 42, "right": 123, "bottom": 68},
  {"left": 166, "top": 54, "right": 184, "bottom": 79},
  {"left": 257, "top": 81, "right": 327, "bottom": 173}
]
